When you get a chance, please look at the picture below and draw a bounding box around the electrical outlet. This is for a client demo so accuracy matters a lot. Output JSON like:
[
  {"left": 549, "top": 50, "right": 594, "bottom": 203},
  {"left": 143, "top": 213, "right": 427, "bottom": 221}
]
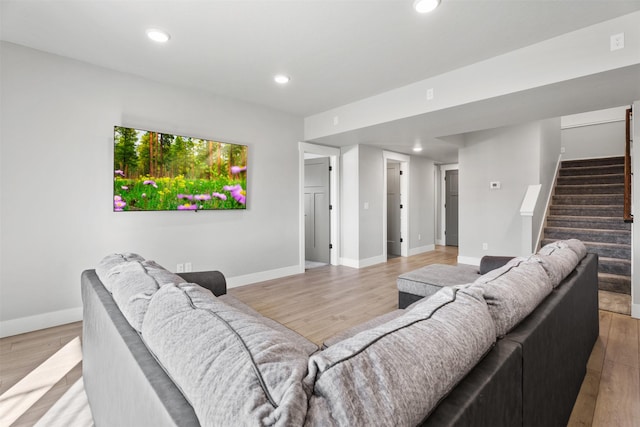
[
  {"left": 176, "top": 263, "right": 184, "bottom": 273},
  {"left": 560, "top": 147, "right": 566, "bottom": 154},
  {"left": 490, "top": 181, "right": 501, "bottom": 190},
  {"left": 185, "top": 262, "right": 192, "bottom": 272},
  {"left": 333, "top": 116, "right": 339, "bottom": 125},
  {"left": 610, "top": 33, "right": 624, "bottom": 51},
  {"left": 482, "top": 243, "right": 489, "bottom": 251},
  {"left": 418, "top": 234, "right": 422, "bottom": 241}
]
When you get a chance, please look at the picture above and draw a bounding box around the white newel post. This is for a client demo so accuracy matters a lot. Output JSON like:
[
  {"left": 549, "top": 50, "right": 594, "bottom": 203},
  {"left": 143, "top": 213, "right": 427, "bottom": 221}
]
[{"left": 520, "top": 184, "right": 542, "bottom": 256}]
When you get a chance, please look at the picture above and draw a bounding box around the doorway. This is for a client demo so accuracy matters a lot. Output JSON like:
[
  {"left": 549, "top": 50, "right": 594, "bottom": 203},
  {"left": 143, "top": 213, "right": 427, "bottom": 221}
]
[
  {"left": 445, "top": 169, "right": 459, "bottom": 246},
  {"left": 304, "top": 157, "right": 330, "bottom": 265},
  {"left": 387, "top": 161, "right": 402, "bottom": 256},
  {"left": 298, "top": 142, "right": 340, "bottom": 271}
]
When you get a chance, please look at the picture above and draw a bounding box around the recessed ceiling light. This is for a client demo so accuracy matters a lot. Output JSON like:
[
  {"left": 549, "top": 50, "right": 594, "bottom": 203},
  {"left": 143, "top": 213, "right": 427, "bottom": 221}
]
[
  {"left": 413, "top": 147, "right": 423, "bottom": 152},
  {"left": 274, "top": 74, "right": 290, "bottom": 84},
  {"left": 414, "top": 0, "right": 441, "bottom": 14},
  {"left": 146, "top": 29, "right": 170, "bottom": 43}
]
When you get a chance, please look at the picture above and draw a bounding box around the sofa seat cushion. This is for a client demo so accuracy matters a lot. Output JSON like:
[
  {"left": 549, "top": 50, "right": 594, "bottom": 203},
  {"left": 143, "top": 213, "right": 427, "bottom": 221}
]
[
  {"left": 304, "top": 286, "right": 496, "bottom": 427},
  {"left": 218, "top": 294, "right": 319, "bottom": 356},
  {"left": 141, "top": 283, "right": 310, "bottom": 427},
  {"left": 397, "top": 263, "right": 480, "bottom": 298},
  {"left": 472, "top": 256, "right": 553, "bottom": 337}
]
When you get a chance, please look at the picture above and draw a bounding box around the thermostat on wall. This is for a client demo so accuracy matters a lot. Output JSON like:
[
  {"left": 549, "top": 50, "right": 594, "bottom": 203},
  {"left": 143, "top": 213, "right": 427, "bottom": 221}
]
[{"left": 490, "top": 181, "right": 501, "bottom": 189}]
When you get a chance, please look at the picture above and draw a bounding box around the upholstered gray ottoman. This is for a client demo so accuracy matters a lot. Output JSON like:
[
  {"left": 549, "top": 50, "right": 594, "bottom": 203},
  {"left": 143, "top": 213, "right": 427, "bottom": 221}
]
[{"left": 397, "top": 264, "right": 480, "bottom": 308}]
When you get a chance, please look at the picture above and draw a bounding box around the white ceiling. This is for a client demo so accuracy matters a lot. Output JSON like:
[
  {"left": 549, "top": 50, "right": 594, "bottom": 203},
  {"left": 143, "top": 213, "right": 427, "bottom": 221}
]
[{"left": 2, "top": 0, "right": 640, "bottom": 162}]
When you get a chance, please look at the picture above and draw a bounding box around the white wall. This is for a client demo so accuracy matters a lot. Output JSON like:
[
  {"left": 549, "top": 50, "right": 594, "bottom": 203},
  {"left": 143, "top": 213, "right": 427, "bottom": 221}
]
[
  {"left": 0, "top": 42, "right": 304, "bottom": 336},
  {"left": 339, "top": 144, "right": 436, "bottom": 267},
  {"left": 561, "top": 106, "right": 627, "bottom": 160},
  {"left": 458, "top": 120, "right": 560, "bottom": 263},
  {"left": 409, "top": 157, "right": 436, "bottom": 253},
  {"left": 358, "top": 145, "right": 384, "bottom": 262}
]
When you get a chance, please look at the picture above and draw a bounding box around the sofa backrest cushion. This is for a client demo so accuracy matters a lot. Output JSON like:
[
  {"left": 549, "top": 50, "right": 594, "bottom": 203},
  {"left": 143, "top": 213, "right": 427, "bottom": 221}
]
[
  {"left": 95, "top": 253, "right": 145, "bottom": 291},
  {"left": 537, "top": 239, "right": 588, "bottom": 288},
  {"left": 472, "top": 256, "right": 553, "bottom": 337},
  {"left": 96, "top": 257, "right": 186, "bottom": 331},
  {"left": 141, "top": 282, "right": 310, "bottom": 427},
  {"left": 304, "top": 286, "right": 496, "bottom": 427}
]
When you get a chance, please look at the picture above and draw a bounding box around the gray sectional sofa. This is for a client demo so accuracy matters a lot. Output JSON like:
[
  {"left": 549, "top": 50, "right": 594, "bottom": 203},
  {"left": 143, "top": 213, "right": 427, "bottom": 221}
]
[{"left": 81, "top": 239, "right": 598, "bottom": 426}]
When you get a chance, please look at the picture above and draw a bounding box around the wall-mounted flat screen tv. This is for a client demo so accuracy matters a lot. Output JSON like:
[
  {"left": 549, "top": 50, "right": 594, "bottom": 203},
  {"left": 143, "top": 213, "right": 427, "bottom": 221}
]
[{"left": 113, "top": 126, "right": 247, "bottom": 211}]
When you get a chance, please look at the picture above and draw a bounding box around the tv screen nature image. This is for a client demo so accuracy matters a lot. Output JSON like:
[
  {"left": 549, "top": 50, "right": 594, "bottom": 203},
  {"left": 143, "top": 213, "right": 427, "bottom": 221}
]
[{"left": 113, "top": 126, "right": 247, "bottom": 211}]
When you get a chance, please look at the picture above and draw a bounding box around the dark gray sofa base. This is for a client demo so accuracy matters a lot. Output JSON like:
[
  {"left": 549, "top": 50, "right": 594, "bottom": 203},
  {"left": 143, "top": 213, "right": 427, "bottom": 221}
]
[
  {"left": 404, "top": 253, "right": 599, "bottom": 427},
  {"left": 422, "top": 339, "right": 523, "bottom": 427},
  {"left": 399, "top": 290, "right": 426, "bottom": 309}
]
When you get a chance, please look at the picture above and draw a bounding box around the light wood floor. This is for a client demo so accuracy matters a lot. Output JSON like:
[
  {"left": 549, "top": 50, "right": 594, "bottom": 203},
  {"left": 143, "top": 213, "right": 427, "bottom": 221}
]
[{"left": 0, "top": 246, "right": 638, "bottom": 426}]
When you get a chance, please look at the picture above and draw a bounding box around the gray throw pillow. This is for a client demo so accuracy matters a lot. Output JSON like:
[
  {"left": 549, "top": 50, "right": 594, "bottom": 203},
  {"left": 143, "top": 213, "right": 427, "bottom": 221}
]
[
  {"left": 304, "top": 286, "right": 496, "bottom": 427},
  {"left": 473, "top": 256, "right": 553, "bottom": 337},
  {"left": 141, "top": 282, "right": 310, "bottom": 427}
]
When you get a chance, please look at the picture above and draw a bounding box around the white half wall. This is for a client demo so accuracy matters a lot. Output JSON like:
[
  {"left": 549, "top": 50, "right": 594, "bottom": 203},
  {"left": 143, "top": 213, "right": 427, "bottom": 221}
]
[{"left": 0, "top": 42, "right": 303, "bottom": 336}]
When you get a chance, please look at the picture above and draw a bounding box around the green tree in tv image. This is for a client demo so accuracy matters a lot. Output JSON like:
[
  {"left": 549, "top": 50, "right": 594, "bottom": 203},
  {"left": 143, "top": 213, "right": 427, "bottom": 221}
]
[{"left": 113, "top": 126, "right": 247, "bottom": 211}]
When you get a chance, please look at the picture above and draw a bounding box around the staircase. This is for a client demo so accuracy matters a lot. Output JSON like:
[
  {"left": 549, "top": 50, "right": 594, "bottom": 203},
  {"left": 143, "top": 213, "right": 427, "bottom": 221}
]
[{"left": 542, "top": 156, "right": 631, "bottom": 295}]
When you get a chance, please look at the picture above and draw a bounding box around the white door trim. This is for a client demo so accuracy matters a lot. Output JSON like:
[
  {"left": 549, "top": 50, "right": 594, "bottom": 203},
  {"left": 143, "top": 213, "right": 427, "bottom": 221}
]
[
  {"left": 299, "top": 142, "right": 341, "bottom": 270},
  {"left": 383, "top": 151, "right": 410, "bottom": 259}
]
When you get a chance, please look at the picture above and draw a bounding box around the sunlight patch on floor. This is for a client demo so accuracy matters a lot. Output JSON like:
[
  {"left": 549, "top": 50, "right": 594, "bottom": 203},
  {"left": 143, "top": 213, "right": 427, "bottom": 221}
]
[
  {"left": 34, "top": 378, "right": 93, "bottom": 427},
  {"left": 0, "top": 336, "right": 82, "bottom": 426}
]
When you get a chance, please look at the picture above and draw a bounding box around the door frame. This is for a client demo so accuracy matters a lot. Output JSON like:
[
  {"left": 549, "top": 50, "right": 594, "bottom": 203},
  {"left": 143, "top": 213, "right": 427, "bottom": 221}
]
[
  {"left": 383, "top": 151, "right": 409, "bottom": 259},
  {"left": 439, "top": 163, "right": 459, "bottom": 245},
  {"left": 299, "top": 142, "right": 340, "bottom": 270}
]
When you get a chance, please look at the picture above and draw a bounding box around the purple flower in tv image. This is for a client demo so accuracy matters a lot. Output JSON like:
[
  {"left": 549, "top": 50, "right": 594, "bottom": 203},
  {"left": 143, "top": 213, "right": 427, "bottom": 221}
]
[
  {"left": 177, "top": 203, "right": 198, "bottom": 211},
  {"left": 194, "top": 194, "right": 211, "bottom": 201},
  {"left": 230, "top": 166, "right": 247, "bottom": 174},
  {"left": 212, "top": 192, "right": 227, "bottom": 201},
  {"left": 224, "top": 184, "right": 246, "bottom": 205},
  {"left": 114, "top": 170, "right": 125, "bottom": 177},
  {"left": 177, "top": 194, "right": 194, "bottom": 200},
  {"left": 114, "top": 195, "right": 127, "bottom": 211},
  {"left": 143, "top": 179, "right": 158, "bottom": 188},
  {"left": 121, "top": 186, "right": 128, "bottom": 190}
]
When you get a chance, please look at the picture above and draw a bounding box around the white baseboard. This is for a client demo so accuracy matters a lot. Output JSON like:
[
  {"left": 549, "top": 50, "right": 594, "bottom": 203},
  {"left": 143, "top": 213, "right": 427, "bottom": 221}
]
[
  {"left": 340, "top": 255, "right": 386, "bottom": 269},
  {"left": 632, "top": 303, "right": 640, "bottom": 320},
  {"left": 435, "top": 239, "right": 444, "bottom": 246},
  {"left": 339, "top": 257, "right": 359, "bottom": 268},
  {"left": 408, "top": 244, "right": 435, "bottom": 256},
  {"left": 359, "top": 255, "right": 386, "bottom": 268},
  {"left": 457, "top": 256, "right": 481, "bottom": 266},
  {"left": 226, "top": 264, "right": 303, "bottom": 288},
  {"left": 0, "top": 307, "right": 83, "bottom": 338}
]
